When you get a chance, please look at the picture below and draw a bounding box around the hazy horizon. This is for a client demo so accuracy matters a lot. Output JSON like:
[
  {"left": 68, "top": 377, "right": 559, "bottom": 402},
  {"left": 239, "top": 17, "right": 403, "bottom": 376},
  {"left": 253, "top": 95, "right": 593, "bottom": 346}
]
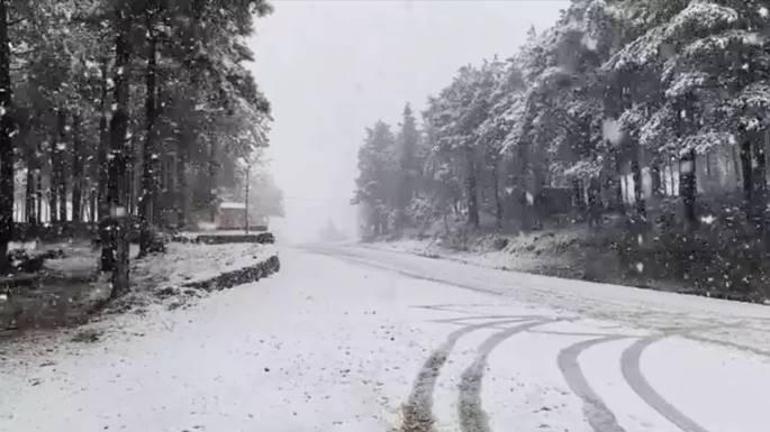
[{"left": 248, "top": 0, "right": 568, "bottom": 243}]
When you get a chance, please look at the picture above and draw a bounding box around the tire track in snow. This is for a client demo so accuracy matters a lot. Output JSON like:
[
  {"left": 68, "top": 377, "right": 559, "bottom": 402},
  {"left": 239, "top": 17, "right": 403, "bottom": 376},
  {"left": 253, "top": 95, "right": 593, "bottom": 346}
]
[
  {"left": 457, "top": 319, "right": 558, "bottom": 432},
  {"left": 685, "top": 335, "right": 770, "bottom": 359},
  {"left": 621, "top": 338, "right": 711, "bottom": 432},
  {"left": 306, "top": 249, "right": 507, "bottom": 298},
  {"left": 557, "top": 336, "right": 628, "bottom": 432},
  {"left": 398, "top": 317, "right": 542, "bottom": 432},
  {"left": 433, "top": 314, "right": 550, "bottom": 324}
]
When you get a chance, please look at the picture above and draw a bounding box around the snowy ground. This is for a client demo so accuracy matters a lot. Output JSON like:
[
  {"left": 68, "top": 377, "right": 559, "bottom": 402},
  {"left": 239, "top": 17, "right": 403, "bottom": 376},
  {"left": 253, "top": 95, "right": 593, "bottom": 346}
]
[
  {"left": 1, "top": 244, "right": 769, "bottom": 431},
  {"left": 1, "top": 241, "right": 278, "bottom": 331}
]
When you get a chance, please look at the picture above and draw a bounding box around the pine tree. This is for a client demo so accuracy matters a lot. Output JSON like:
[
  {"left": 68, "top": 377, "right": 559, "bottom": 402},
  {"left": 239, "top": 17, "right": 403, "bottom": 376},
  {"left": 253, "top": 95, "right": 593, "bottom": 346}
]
[
  {"left": 353, "top": 121, "right": 398, "bottom": 237},
  {"left": 0, "top": 0, "right": 13, "bottom": 272},
  {"left": 395, "top": 103, "right": 419, "bottom": 230}
]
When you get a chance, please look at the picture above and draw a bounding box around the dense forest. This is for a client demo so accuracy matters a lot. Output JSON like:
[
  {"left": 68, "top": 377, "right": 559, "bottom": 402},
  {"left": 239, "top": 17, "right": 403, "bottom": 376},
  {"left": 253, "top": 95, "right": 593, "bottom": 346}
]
[
  {"left": 354, "top": 0, "right": 770, "bottom": 299},
  {"left": 0, "top": 0, "right": 274, "bottom": 294}
]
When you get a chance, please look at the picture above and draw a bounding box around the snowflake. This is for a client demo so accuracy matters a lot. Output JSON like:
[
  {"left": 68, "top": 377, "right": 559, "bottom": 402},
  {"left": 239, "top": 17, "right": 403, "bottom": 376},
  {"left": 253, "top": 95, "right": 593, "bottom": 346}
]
[
  {"left": 581, "top": 33, "right": 598, "bottom": 52},
  {"left": 602, "top": 118, "right": 624, "bottom": 145}
]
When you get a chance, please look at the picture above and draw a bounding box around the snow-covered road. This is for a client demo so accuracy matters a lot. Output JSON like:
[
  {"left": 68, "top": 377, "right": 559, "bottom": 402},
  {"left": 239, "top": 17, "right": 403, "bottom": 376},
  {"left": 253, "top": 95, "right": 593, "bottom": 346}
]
[{"left": 2, "top": 245, "right": 770, "bottom": 432}]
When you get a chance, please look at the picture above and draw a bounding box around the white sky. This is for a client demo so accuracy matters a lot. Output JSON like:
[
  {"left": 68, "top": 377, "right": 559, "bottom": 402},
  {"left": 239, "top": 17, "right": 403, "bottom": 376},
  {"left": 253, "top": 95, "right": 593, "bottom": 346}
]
[{"left": 248, "top": 0, "right": 568, "bottom": 243}]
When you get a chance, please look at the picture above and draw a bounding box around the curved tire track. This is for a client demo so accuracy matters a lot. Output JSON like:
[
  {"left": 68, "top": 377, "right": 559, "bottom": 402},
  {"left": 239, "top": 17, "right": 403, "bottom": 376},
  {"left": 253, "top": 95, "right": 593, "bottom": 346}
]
[
  {"left": 621, "top": 338, "right": 711, "bottom": 432},
  {"left": 399, "top": 317, "right": 543, "bottom": 432},
  {"left": 457, "top": 320, "right": 557, "bottom": 432},
  {"left": 557, "top": 336, "right": 627, "bottom": 432},
  {"left": 434, "top": 314, "right": 549, "bottom": 324}
]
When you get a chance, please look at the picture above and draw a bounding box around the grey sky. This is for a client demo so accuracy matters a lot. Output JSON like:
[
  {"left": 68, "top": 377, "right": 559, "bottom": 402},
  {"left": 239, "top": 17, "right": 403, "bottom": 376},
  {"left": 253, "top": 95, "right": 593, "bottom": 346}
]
[{"left": 248, "top": 0, "right": 568, "bottom": 242}]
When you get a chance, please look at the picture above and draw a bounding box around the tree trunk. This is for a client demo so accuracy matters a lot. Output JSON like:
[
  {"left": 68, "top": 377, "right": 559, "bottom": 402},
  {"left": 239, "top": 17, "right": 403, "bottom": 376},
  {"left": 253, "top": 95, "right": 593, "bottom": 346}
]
[
  {"left": 24, "top": 133, "right": 36, "bottom": 225},
  {"left": 631, "top": 156, "right": 646, "bottom": 220},
  {"left": 49, "top": 129, "right": 59, "bottom": 224},
  {"left": 613, "top": 149, "right": 624, "bottom": 213},
  {"left": 208, "top": 140, "right": 217, "bottom": 222},
  {"left": 680, "top": 149, "right": 698, "bottom": 229},
  {"left": 35, "top": 173, "right": 42, "bottom": 224},
  {"left": 24, "top": 164, "right": 34, "bottom": 224},
  {"left": 465, "top": 146, "right": 479, "bottom": 228},
  {"left": 588, "top": 177, "right": 602, "bottom": 227},
  {"left": 0, "top": 0, "right": 12, "bottom": 271},
  {"left": 139, "top": 24, "right": 158, "bottom": 256},
  {"left": 573, "top": 179, "right": 586, "bottom": 214},
  {"left": 89, "top": 189, "right": 97, "bottom": 223},
  {"left": 56, "top": 110, "right": 67, "bottom": 223},
  {"left": 651, "top": 162, "right": 662, "bottom": 197},
  {"left": 740, "top": 139, "right": 753, "bottom": 216},
  {"left": 176, "top": 137, "right": 187, "bottom": 229},
  {"left": 103, "top": 8, "right": 132, "bottom": 297},
  {"left": 752, "top": 135, "right": 767, "bottom": 233},
  {"left": 98, "top": 57, "right": 112, "bottom": 269},
  {"left": 517, "top": 139, "right": 531, "bottom": 231},
  {"left": 492, "top": 160, "right": 503, "bottom": 229},
  {"left": 71, "top": 113, "right": 83, "bottom": 223}
]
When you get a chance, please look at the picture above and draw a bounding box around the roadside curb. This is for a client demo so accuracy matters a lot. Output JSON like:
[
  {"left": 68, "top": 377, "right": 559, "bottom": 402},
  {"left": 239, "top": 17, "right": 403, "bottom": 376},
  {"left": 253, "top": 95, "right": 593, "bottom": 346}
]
[
  {"left": 171, "top": 232, "right": 275, "bottom": 245},
  {"left": 183, "top": 255, "right": 281, "bottom": 291}
]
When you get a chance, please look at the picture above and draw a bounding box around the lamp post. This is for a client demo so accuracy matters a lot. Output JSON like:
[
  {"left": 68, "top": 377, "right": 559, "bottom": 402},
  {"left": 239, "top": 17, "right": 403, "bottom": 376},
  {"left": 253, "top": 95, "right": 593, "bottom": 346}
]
[{"left": 244, "top": 163, "right": 250, "bottom": 235}]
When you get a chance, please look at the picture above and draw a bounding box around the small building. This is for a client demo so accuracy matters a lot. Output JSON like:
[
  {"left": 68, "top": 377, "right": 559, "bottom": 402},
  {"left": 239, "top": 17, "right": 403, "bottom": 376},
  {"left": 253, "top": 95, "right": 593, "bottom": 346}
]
[
  {"left": 215, "top": 201, "right": 269, "bottom": 230},
  {"left": 216, "top": 202, "right": 247, "bottom": 229}
]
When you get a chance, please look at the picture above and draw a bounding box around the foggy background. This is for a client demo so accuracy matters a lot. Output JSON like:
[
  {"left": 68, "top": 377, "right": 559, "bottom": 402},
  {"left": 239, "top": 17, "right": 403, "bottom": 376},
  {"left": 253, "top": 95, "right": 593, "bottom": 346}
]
[{"left": 248, "top": 0, "right": 568, "bottom": 243}]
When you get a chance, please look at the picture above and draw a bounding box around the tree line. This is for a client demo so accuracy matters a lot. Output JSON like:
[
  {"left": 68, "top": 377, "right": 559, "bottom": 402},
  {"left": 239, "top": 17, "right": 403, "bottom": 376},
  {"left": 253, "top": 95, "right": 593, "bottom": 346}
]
[
  {"left": 355, "top": 0, "right": 770, "bottom": 242},
  {"left": 0, "top": 0, "right": 273, "bottom": 295}
]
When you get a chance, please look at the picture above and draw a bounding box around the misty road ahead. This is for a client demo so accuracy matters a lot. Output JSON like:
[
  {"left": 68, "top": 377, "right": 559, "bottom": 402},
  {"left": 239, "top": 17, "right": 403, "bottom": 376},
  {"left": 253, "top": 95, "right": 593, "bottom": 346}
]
[{"left": 3, "top": 246, "right": 770, "bottom": 432}]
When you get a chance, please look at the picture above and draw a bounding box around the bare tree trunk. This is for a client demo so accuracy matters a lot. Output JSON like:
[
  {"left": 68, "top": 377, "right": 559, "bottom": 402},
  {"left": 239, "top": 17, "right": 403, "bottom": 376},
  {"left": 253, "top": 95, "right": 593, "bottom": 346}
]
[
  {"left": 630, "top": 155, "right": 646, "bottom": 220},
  {"left": 0, "top": 0, "right": 12, "bottom": 271},
  {"left": 492, "top": 160, "right": 503, "bottom": 229},
  {"left": 35, "top": 174, "right": 41, "bottom": 224},
  {"left": 98, "top": 57, "right": 112, "bottom": 269},
  {"left": 465, "top": 146, "right": 479, "bottom": 228},
  {"left": 680, "top": 149, "right": 698, "bottom": 229},
  {"left": 208, "top": 140, "right": 217, "bottom": 222},
  {"left": 516, "top": 139, "right": 531, "bottom": 231},
  {"left": 24, "top": 164, "right": 34, "bottom": 223},
  {"left": 139, "top": 20, "right": 158, "bottom": 256},
  {"left": 176, "top": 137, "right": 187, "bottom": 229},
  {"left": 612, "top": 149, "right": 624, "bottom": 213},
  {"left": 752, "top": 136, "right": 767, "bottom": 234},
  {"left": 56, "top": 110, "right": 68, "bottom": 223},
  {"left": 71, "top": 113, "right": 83, "bottom": 223},
  {"left": 573, "top": 179, "right": 586, "bottom": 214},
  {"left": 651, "top": 162, "right": 662, "bottom": 197},
  {"left": 104, "top": 8, "right": 132, "bottom": 297},
  {"left": 24, "top": 133, "right": 36, "bottom": 225},
  {"left": 49, "top": 129, "right": 59, "bottom": 224},
  {"left": 738, "top": 135, "right": 769, "bottom": 245},
  {"left": 588, "top": 177, "right": 602, "bottom": 227},
  {"left": 740, "top": 139, "right": 753, "bottom": 217},
  {"left": 88, "top": 189, "right": 98, "bottom": 224}
]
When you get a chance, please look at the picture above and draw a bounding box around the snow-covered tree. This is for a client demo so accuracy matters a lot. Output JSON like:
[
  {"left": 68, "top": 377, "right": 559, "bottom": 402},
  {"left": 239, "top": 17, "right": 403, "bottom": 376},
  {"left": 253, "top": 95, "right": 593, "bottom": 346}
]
[{"left": 353, "top": 121, "right": 399, "bottom": 237}]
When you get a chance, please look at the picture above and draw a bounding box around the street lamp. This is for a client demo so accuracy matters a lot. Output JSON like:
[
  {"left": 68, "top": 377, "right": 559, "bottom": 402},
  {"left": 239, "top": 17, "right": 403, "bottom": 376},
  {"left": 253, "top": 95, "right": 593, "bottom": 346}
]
[
  {"left": 245, "top": 163, "right": 250, "bottom": 235},
  {"left": 239, "top": 156, "right": 252, "bottom": 235}
]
